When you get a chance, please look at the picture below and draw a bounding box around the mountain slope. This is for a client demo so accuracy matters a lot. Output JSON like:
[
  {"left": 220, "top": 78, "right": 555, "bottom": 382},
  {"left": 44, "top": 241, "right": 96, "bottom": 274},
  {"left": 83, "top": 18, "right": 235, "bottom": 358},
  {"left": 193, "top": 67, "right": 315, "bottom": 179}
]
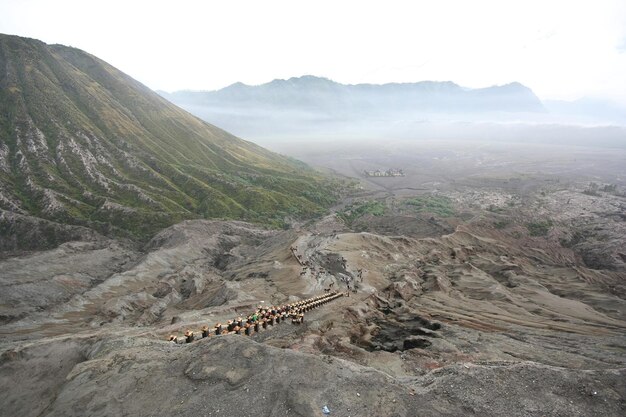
[{"left": 0, "top": 35, "right": 339, "bottom": 244}]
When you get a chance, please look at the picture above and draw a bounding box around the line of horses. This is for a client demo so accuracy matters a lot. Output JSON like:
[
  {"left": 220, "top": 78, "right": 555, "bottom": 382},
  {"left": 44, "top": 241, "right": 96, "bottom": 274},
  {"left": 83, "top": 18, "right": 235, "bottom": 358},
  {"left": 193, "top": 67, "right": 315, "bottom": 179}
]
[{"left": 168, "top": 291, "right": 344, "bottom": 344}]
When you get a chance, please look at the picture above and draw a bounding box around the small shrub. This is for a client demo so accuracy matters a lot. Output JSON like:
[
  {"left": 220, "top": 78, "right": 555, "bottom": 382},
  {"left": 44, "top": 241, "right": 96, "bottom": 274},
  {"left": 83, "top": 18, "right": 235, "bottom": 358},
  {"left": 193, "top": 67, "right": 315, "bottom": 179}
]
[
  {"left": 526, "top": 220, "right": 553, "bottom": 237},
  {"left": 493, "top": 220, "right": 510, "bottom": 229}
]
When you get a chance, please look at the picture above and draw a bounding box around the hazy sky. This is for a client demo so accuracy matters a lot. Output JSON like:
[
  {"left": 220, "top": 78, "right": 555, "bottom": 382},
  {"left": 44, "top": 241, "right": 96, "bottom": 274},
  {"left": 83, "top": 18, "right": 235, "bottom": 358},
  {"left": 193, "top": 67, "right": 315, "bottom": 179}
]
[{"left": 1, "top": 0, "right": 626, "bottom": 104}]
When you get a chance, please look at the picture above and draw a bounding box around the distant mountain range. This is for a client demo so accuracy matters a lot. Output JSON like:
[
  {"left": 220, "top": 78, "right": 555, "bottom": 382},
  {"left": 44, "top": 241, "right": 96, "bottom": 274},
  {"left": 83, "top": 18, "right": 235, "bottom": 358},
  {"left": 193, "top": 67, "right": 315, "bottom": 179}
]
[
  {"left": 159, "top": 76, "right": 626, "bottom": 146},
  {"left": 161, "top": 76, "right": 545, "bottom": 114},
  {"left": 158, "top": 76, "right": 545, "bottom": 139},
  {"left": 0, "top": 35, "right": 340, "bottom": 248}
]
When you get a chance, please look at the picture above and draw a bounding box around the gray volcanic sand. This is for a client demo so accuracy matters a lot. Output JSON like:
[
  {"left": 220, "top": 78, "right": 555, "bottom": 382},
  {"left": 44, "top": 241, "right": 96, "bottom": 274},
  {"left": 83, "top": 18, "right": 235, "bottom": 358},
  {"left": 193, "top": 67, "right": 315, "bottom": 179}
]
[{"left": 1, "top": 141, "right": 625, "bottom": 417}]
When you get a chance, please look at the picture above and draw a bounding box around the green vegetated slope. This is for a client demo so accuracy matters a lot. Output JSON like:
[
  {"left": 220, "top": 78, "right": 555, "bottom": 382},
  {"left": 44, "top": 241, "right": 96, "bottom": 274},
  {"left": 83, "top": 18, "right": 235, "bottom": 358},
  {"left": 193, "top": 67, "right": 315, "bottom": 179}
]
[
  {"left": 338, "top": 200, "right": 387, "bottom": 225},
  {"left": 0, "top": 34, "right": 340, "bottom": 240},
  {"left": 404, "top": 196, "right": 455, "bottom": 217}
]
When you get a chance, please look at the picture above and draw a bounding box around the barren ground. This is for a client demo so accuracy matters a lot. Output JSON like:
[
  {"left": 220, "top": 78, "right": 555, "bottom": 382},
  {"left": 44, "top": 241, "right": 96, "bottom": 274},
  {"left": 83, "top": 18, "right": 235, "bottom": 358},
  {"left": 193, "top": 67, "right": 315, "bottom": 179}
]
[{"left": 1, "top": 140, "right": 625, "bottom": 417}]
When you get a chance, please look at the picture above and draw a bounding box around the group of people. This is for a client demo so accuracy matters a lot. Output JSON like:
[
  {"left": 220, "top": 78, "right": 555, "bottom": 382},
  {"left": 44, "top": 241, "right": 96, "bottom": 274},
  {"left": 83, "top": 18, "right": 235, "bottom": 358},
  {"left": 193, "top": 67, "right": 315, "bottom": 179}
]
[{"left": 168, "top": 291, "right": 344, "bottom": 344}]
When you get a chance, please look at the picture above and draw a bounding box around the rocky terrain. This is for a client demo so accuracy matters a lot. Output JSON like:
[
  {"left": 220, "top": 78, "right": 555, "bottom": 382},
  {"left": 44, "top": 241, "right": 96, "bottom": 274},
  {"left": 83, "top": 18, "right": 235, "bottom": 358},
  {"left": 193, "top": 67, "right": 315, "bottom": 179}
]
[
  {"left": 2, "top": 128, "right": 625, "bottom": 417},
  {"left": 1, "top": 175, "right": 625, "bottom": 416}
]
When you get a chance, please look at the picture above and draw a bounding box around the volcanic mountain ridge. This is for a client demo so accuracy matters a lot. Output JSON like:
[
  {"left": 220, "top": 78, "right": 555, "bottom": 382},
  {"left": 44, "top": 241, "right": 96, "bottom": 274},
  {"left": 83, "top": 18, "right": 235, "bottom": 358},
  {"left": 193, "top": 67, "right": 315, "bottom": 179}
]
[{"left": 0, "top": 34, "right": 340, "bottom": 250}]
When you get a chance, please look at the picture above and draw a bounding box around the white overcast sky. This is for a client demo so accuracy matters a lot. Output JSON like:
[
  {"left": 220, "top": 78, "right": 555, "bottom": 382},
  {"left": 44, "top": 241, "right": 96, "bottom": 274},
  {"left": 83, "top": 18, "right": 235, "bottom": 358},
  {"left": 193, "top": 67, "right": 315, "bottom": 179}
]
[{"left": 1, "top": 0, "right": 626, "bottom": 104}]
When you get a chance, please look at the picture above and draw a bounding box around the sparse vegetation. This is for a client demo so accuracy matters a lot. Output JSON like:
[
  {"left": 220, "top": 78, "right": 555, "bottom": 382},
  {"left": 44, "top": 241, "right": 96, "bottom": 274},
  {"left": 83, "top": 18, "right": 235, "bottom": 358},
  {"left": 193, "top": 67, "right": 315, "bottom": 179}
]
[
  {"left": 487, "top": 204, "right": 505, "bottom": 213},
  {"left": 581, "top": 182, "right": 618, "bottom": 196},
  {"left": 404, "top": 195, "right": 455, "bottom": 217},
  {"left": 601, "top": 184, "right": 617, "bottom": 192},
  {"left": 526, "top": 220, "right": 553, "bottom": 237},
  {"left": 559, "top": 230, "right": 585, "bottom": 248},
  {"left": 493, "top": 220, "right": 510, "bottom": 229},
  {"left": 338, "top": 200, "right": 386, "bottom": 224},
  {"left": 583, "top": 182, "right": 600, "bottom": 196}
]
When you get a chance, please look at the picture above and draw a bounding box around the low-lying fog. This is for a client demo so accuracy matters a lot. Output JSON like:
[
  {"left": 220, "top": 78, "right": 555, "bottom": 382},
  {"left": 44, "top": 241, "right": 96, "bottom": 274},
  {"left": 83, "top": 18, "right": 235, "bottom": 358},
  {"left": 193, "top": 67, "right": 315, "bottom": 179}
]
[
  {"left": 261, "top": 138, "right": 626, "bottom": 194},
  {"left": 183, "top": 105, "right": 626, "bottom": 150}
]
